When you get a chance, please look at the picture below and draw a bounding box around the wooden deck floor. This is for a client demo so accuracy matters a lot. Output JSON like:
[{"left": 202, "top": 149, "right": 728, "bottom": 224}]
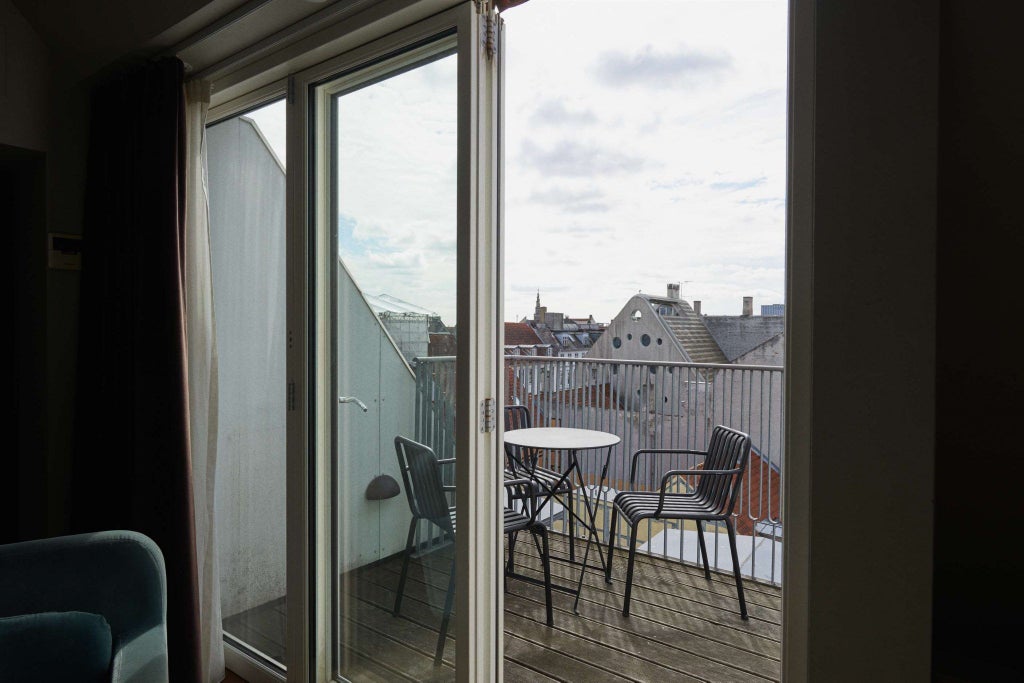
[{"left": 224, "top": 535, "right": 781, "bottom": 682}]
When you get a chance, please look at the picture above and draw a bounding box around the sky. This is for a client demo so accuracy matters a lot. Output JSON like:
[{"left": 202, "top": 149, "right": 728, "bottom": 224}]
[{"left": 246, "top": 0, "right": 788, "bottom": 324}]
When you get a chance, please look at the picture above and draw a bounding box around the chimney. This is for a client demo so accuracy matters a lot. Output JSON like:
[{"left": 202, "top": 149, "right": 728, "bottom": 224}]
[
  {"left": 693, "top": 300, "right": 702, "bottom": 316},
  {"left": 667, "top": 283, "right": 680, "bottom": 300},
  {"left": 742, "top": 296, "right": 753, "bottom": 316}
]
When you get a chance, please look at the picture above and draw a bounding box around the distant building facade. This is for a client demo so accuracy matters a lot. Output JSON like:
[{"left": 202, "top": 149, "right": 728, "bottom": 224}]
[
  {"left": 504, "top": 322, "right": 550, "bottom": 356},
  {"left": 519, "top": 292, "right": 605, "bottom": 358},
  {"left": 363, "top": 292, "right": 450, "bottom": 363}
]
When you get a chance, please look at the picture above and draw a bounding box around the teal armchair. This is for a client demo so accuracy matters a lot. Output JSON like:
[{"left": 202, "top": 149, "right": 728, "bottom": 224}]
[{"left": 0, "top": 531, "right": 169, "bottom": 682}]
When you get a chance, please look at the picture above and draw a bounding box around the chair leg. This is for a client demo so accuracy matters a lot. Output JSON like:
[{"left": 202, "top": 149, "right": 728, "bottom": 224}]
[
  {"left": 435, "top": 555, "right": 457, "bottom": 666},
  {"left": 725, "top": 518, "right": 748, "bottom": 620},
  {"left": 622, "top": 523, "right": 639, "bottom": 617},
  {"left": 605, "top": 506, "right": 618, "bottom": 584},
  {"left": 695, "top": 520, "right": 712, "bottom": 580},
  {"left": 568, "top": 489, "right": 576, "bottom": 563},
  {"left": 535, "top": 526, "right": 554, "bottom": 626},
  {"left": 506, "top": 530, "right": 518, "bottom": 576},
  {"left": 393, "top": 519, "right": 417, "bottom": 616}
]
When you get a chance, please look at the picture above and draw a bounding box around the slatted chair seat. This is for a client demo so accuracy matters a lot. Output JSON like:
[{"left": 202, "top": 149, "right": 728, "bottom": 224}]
[
  {"left": 613, "top": 492, "right": 720, "bottom": 519},
  {"left": 605, "top": 425, "right": 752, "bottom": 620},
  {"left": 393, "top": 436, "right": 553, "bottom": 666},
  {"left": 503, "top": 467, "right": 572, "bottom": 495}
]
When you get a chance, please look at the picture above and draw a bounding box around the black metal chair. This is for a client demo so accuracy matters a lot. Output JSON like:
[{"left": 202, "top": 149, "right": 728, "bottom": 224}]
[
  {"left": 392, "top": 436, "right": 553, "bottom": 666},
  {"left": 605, "top": 425, "right": 752, "bottom": 619},
  {"left": 503, "top": 405, "right": 576, "bottom": 565}
]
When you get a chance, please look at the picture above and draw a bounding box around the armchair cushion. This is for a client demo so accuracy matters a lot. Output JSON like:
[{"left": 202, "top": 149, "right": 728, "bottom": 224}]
[{"left": 0, "top": 611, "right": 112, "bottom": 682}]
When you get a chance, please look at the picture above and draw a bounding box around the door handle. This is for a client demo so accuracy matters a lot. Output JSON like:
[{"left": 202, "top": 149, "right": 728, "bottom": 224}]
[{"left": 338, "top": 396, "right": 369, "bottom": 412}]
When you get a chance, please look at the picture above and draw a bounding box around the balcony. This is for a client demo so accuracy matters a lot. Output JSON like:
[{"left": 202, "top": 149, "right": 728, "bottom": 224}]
[
  {"left": 500, "top": 355, "right": 784, "bottom": 587},
  {"left": 221, "top": 354, "right": 783, "bottom": 680}
]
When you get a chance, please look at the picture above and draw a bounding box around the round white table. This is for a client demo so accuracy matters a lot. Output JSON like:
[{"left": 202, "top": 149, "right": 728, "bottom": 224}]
[
  {"left": 503, "top": 427, "right": 620, "bottom": 612},
  {"left": 503, "top": 426, "right": 620, "bottom": 452}
]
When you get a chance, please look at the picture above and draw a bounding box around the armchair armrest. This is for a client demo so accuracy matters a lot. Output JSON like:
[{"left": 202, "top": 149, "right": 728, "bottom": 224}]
[
  {"left": 503, "top": 477, "right": 539, "bottom": 515},
  {"left": 629, "top": 448, "right": 708, "bottom": 486},
  {"left": 657, "top": 468, "right": 742, "bottom": 514}
]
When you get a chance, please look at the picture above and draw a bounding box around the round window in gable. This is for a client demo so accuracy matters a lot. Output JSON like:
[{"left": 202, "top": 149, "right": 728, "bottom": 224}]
[
  {"left": 627, "top": 333, "right": 633, "bottom": 341},
  {"left": 631, "top": 309, "right": 642, "bottom": 321},
  {"left": 641, "top": 334, "right": 651, "bottom": 346},
  {"left": 612, "top": 336, "right": 622, "bottom": 348},
  {"left": 657, "top": 338, "right": 663, "bottom": 345}
]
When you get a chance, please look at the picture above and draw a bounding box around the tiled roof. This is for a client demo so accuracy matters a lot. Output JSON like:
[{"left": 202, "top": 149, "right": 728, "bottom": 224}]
[
  {"left": 504, "top": 322, "right": 544, "bottom": 346},
  {"left": 703, "top": 315, "right": 785, "bottom": 362},
  {"left": 533, "top": 327, "right": 559, "bottom": 347},
  {"left": 644, "top": 296, "right": 728, "bottom": 364}
]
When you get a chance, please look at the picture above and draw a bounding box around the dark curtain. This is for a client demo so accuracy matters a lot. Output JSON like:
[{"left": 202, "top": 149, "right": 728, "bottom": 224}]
[{"left": 72, "top": 57, "right": 201, "bottom": 683}]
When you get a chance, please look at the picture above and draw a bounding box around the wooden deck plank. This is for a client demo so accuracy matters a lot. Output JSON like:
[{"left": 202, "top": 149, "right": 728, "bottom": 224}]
[
  {"left": 223, "top": 534, "right": 782, "bottom": 682},
  {"left": 355, "top": 571, "right": 634, "bottom": 683},
  {"left": 547, "top": 536, "right": 783, "bottom": 612},
  {"left": 369, "top": 554, "right": 778, "bottom": 681},
  {"left": 223, "top": 603, "right": 286, "bottom": 664},
  {"left": 516, "top": 546, "right": 781, "bottom": 638},
  {"left": 502, "top": 587, "right": 780, "bottom": 680},
  {"left": 506, "top": 558, "right": 781, "bottom": 661},
  {"left": 600, "top": 544, "right": 783, "bottom": 611}
]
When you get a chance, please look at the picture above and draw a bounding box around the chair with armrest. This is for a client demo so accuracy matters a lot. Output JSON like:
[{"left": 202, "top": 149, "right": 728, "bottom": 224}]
[
  {"left": 392, "top": 436, "right": 553, "bottom": 667},
  {"left": 0, "top": 530, "right": 168, "bottom": 682},
  {"left": 503, "top": 405, "right": 576, "bottom": 564},
  {"left": 605, "top": 425, "right": 752, "bottom": 619}
]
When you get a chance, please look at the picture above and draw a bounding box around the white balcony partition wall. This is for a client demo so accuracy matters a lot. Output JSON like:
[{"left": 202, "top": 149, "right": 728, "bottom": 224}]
[
  {"left": 334, "top": 260, "right": 417, "bottom": 573},
  {"left": 207, "top": 109, "right": 288, "bottom": 669}
]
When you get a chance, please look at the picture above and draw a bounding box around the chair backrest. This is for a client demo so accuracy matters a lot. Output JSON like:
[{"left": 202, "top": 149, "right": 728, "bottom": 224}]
[
  {"left": 502, "top": 405, "right": 532, "bottom": 471},
  {"left": 696, "top": 425, "right": 752, "bottom": 514},
  {"left": 503, "top": 405, "right": 531, "bottom": 431},
  {"left": 394, "top": 436, "right": 453, "bottom": 533}
]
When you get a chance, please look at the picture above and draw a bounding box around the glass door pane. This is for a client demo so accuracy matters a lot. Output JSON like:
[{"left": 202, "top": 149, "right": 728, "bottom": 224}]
[{"left": 323, "top": 40, "right": 460, "bottom": 681}]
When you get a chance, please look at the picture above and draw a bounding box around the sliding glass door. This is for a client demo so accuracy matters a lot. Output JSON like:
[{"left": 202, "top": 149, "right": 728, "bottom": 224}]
[{"left": 287, "top": 4, "right": 504, "bottom": 681}]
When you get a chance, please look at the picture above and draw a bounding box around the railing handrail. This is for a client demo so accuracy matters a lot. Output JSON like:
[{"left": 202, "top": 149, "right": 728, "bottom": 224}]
[
  {"left": 413, "top": 356, "right": 455, "bottom": 364},
  {"left": 418, "top": 355, "right": 784, "bottom": 373},
  {"left": 504, "top": 355, "right": 783, "bottom": 372}
]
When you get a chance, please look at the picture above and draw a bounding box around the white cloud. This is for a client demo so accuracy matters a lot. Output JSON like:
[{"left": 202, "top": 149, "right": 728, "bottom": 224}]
[
  {"left": 242, "top": 1, "right": 789, "bottom": 324},
  {"left": 503, "top": 0, "right": 788, "bottom": 320},
  {"left": 592, "top": 44, "right": 733, "bottom": 89}
]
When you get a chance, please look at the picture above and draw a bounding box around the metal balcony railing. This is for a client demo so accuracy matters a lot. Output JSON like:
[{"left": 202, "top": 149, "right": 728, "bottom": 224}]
[{"left": 413, "top": 355, "right": 784, "bottom": 586}]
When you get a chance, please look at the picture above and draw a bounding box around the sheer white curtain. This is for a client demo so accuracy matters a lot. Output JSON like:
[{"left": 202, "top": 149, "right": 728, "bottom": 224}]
[{"left": 184, "top": 78, "right": 225, "bottom": 683}]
